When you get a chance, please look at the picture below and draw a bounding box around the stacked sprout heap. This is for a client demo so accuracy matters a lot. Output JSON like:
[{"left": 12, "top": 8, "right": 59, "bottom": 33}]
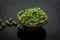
[{"left": 17, "top": 7, "right": 48, "bottom": 26}]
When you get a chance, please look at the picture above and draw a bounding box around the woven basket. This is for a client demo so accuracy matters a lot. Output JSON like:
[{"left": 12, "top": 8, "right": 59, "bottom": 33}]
[{"left": 16, "top": 16, "right": 48, "bottom": 30}]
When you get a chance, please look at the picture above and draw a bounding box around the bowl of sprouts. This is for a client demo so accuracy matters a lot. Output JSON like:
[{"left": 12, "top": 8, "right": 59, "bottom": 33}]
[{"left": 17, "top": 7, "right": 48, "bottom": 30}]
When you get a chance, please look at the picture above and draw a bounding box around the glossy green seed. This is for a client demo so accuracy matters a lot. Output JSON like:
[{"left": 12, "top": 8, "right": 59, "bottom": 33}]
[
  {"left": 17, "top": 25, "right": 20, "bottom": 27},
  {"left": 0, "top": 20, "right": 2, "bottom": 23},
  {"left": 39, "top": 20, "right": 44, "bottom": 23},
  {"left": 20, "top": 26, "right": 23, "bottom": 29},
  {"left": 9, "top": 23, "right": 13, "bottom": 26},
  {"left": 12, "top": 20, "right": 15, "bottom": 23},
  {"left": 13, "top": 22, "right": 17, "bottom": 26},
  {"left": 2, "top": 23, "right": 5, "bottom": 27},
  {"left": 12, "top": 21, "right": 16, "bottom": 25},
  {"left": 14, "top": 22, "right": 17, "bottom": 24},
  {"left": 9, "top": 18, "right": 12, "bottom": 20},
  {"left": 17, "top": 24, "right": 23, "bottom": 30},
  {"left": 0, "top": 20, "right": 1, "bottom": 21},
  {"left": 0, "top": 26, "right": 2, "bottom": 30},
  {"left": 17, "top": 25, "right": 20, "bottom": 29},
  {"left": 5, "top": 20, "right": 10, "bottom": 24},
  {"left": 5, "top": 20, "right": 9, "bottom": 23},
  {"left": 9, "top": 18, "right": 13, "bottom": 22}
]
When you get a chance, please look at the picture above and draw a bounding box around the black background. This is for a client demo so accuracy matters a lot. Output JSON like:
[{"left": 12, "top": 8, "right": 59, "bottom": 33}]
[{"left": 0, "top": 0, "right": 60, "bottom": 40}]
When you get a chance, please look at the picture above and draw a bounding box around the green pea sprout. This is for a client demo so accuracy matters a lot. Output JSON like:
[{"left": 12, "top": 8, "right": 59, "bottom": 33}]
[{"left": 17, "top": 7, "right": 48, "bottom": 25}]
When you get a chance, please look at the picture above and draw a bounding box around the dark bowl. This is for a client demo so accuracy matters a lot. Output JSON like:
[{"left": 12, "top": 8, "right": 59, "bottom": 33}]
[{"left": 16, "top": 16, "right": 48, "bottom": 30}]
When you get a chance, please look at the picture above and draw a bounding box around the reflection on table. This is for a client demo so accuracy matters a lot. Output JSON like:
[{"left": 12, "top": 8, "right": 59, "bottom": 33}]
[{"left": 17, "top": 27, "right": 46, "bottom": 40}]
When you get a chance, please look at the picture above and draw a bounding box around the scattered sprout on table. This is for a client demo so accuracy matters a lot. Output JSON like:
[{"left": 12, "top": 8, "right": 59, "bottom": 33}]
[
  {"left": 17, "top": 24, "right": 24, "bottom": 30},
  {"left": 0, "top": 26, "right": 3, "bottom": 30}
]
